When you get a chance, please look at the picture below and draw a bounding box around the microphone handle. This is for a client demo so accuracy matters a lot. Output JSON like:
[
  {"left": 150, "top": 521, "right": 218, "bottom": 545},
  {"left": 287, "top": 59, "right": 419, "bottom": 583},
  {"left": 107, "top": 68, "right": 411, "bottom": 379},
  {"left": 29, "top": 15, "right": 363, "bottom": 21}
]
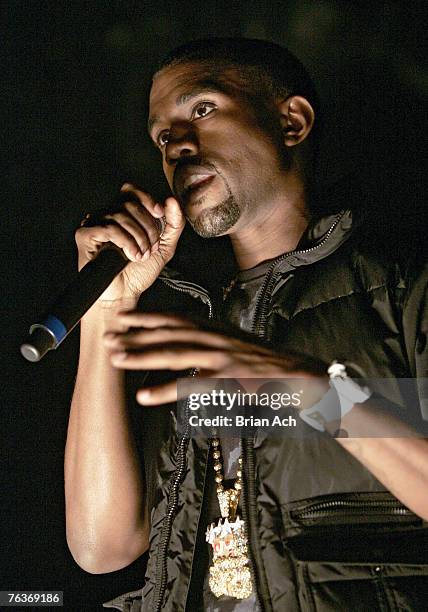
[{"left": 20, "top": 246, "right": 128, "bottom": 362}]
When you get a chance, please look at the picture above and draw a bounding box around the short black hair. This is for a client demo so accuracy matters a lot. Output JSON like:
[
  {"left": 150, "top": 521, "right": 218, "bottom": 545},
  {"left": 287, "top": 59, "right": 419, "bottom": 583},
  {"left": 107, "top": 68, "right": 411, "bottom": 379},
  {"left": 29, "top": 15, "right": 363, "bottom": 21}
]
[{"left": 156, "top": 37, "right": 322, "bottom": 155}]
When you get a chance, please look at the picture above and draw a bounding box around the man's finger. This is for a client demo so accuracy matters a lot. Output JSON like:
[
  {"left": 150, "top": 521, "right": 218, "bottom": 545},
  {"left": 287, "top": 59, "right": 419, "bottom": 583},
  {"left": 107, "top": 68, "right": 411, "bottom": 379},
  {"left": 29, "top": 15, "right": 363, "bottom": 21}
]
[
  {"left": 110, "top": 313, "right": 275, "bottom": 354},
  {"left": 111, "top": 347, "right": 230, "bottom": 371},
  {"left": 120, "top": 183, "right": 164, "bottom": 218},
  {"left": 136, "top": 380, "right": 178, "bottom": 405},
  {"left": 115, "top": 311, "right": 197, "bottom": 330},
  {"left": 104, "top": 327, "right": 239, "bottom": 350}
]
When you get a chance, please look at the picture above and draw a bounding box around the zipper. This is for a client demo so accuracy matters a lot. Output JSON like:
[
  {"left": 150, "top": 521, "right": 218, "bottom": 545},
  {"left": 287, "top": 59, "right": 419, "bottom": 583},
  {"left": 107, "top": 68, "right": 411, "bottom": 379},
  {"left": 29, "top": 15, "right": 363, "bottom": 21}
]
[
  {"left": 241, "top": 435, "right": 272, "bottom": 612},
  {"left": 240, "top": 211, "right": 347, "bottom": 610},
  {"left": 291, "top": 497, "right": 418, "bottom": 524},
  {"left": 251, "top": 211, "right": 346, "bottom": 338},
  {"left": 152, "top": 375, "right": 193, "bottom": 612},
  {"left": 152, "top": 280, "right": 213, "bottom": 612},
  {"left": 161, "top": 277, "right": 213, "bottom": 318}
]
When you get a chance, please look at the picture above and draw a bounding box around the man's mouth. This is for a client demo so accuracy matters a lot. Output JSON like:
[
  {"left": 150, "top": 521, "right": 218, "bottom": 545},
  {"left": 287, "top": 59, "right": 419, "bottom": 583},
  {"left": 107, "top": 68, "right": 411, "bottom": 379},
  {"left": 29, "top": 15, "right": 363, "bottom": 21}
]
[
  {"left": 183, "top": 174, "right": 215, "bottom": 199},
  {"left": 174, "top": 165, "right": 217, "bottom": 201}
]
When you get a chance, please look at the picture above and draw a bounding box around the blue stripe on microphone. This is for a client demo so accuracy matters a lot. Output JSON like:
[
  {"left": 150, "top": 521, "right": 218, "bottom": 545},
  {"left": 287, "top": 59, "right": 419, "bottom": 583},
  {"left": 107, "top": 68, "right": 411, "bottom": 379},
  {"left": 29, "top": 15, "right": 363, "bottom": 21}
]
[{"left": 41, "top": 315, "right": 67, "bottom": 343}]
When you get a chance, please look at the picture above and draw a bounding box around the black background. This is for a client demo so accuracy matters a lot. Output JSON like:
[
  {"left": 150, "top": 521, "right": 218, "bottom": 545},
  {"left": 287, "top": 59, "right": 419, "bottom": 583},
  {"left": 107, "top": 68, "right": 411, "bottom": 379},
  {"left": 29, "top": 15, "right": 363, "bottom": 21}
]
[{"left": 2, "top": 2, "right": 427, "bottom": 610}]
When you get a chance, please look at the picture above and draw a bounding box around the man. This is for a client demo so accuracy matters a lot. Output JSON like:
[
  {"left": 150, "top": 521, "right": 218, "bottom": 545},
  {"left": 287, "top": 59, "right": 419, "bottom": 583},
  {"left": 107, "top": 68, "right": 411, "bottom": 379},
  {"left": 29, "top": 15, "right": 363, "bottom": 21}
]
[{"left": 65, "top": 39, "right": 428, "bottom": 611}]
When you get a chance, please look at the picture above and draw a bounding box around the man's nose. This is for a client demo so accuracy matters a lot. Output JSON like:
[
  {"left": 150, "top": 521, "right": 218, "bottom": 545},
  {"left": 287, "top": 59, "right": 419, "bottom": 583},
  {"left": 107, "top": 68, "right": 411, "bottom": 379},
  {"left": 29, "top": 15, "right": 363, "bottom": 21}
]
[{"left": 165, "top": 124, "right": 199, "bottom": 165}]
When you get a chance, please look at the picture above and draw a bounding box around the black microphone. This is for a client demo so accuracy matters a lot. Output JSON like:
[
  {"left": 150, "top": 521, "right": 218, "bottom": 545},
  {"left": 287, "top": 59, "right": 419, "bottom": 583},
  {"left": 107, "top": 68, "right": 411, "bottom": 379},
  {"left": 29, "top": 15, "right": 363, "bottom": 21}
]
[{"left": 20, "top": 218, "right": 165, "bottom": 362}]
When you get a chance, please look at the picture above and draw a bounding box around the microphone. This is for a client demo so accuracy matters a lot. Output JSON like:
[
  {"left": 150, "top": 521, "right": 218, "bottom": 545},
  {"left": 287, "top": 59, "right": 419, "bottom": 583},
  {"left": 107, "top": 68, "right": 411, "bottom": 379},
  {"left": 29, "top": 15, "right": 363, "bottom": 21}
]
[{"left": 20, "top": 217, "right": 165, "bottom": 362}]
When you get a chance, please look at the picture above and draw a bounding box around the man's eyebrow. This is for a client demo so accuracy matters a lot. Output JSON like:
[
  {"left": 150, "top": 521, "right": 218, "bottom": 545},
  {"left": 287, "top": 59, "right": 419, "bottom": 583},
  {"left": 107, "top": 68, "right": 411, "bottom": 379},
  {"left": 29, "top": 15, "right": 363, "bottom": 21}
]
[
  {"left": 175, "top": 83, "right": 224, "bottom": 106},
  {"left": 148, "top": 80, "right": 228, "bottom": 136}
]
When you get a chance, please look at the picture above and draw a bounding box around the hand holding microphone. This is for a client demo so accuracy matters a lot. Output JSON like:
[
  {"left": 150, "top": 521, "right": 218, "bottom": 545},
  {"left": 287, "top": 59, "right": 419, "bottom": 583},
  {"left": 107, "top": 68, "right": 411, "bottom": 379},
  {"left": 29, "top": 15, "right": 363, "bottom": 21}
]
[
  {"left": 76, "top": 183, "right": 185, "bottom": 301},
  {"left": 20, "top": 184, "right": 186, "bottom": 362}
]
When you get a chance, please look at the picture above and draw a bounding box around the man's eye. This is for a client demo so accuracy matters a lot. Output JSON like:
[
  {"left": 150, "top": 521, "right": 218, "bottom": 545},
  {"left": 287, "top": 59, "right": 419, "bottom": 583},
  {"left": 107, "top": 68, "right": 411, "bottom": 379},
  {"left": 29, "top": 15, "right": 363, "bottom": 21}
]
[
  {"left": 192, "top": 102, "right": 216, "bottom": 119},
  {"left": 157, "top": 131, "right": 170, "bottom": 147}
]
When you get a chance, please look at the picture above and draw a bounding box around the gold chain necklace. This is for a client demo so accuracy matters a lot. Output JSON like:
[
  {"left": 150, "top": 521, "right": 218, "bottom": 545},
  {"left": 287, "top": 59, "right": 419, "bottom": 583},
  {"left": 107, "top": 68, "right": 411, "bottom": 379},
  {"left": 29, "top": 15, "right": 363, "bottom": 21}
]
[{"left": 205, "top": 438, "right": 253, "bottom": 599}]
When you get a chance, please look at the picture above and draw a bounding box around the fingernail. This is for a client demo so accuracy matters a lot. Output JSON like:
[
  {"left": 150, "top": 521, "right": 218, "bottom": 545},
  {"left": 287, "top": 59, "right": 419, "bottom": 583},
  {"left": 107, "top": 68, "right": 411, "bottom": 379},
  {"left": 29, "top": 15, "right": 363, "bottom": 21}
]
[
  {"left": 104, "top": 332, "right": 117, "bottom": 340},
  {"left": 142, "top": 250, "right": 150, "bottom": 261},
  {"left": 136, "top": 251, "right": 143, "bottom": 261},
  {"left": 121, "top": 182, "right": 132, "bottom": 190},
  {"left": 111, "top": 352, "right": 127, "bottom": 362},
  {"left": 137, "top": 389, "right": 150, "bottom": 402},
  {"left": 154, "top": 203, "right": 164, "bottom": 215}
]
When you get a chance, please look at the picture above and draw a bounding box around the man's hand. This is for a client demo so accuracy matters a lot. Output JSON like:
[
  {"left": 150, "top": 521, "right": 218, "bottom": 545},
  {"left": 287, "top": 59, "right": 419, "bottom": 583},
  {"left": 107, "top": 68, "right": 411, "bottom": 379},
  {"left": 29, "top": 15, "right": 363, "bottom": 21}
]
[
  {"left": 104, "top": 311, "right": 329, "bottom": 405},
  {"left": 75, "top": 184, "right": 185, "bottom": 301},
  {"left": 104, "top": 312, "right": 428, "bottom": 520}
]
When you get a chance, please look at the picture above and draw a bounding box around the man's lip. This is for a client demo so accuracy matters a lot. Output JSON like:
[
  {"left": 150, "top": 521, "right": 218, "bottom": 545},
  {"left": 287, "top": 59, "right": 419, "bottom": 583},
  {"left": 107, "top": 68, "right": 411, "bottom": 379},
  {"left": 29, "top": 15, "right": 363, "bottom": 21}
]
[
  {"left": 184, "top": 175, "right": 215, "bottom": 204},
  {"left": 183, "top": 172, "right": 214, "bottom": 191},
  {"left": 174, "top": 165, "right": 216, "bottom": 199}
]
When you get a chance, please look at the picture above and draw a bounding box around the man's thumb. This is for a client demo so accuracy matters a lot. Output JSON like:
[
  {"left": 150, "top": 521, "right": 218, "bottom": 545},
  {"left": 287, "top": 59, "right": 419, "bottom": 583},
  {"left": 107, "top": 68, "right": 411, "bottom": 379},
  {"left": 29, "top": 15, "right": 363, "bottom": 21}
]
[{"left": 162, "top": 196, "right": 186, "bottom": 248}]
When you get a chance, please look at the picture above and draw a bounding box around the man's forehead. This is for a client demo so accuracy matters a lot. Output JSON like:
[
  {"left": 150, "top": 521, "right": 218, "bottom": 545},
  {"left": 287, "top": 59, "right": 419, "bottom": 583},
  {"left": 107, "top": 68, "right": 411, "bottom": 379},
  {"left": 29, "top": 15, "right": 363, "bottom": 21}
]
[{"left": 150, "top": 63, "right": 230, "bottom": 102}]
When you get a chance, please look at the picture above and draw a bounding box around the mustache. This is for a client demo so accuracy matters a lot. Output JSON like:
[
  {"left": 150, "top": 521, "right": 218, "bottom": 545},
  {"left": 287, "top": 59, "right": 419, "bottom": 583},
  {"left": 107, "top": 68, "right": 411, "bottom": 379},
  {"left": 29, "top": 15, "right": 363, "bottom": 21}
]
[{"left": 172, "top": 156, "right": 218, "bottom": 198}]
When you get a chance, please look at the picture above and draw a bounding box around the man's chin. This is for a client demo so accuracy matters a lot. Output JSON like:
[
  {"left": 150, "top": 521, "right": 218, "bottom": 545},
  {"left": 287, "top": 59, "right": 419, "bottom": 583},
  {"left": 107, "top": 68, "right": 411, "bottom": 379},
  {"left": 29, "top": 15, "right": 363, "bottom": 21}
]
[{"left": 188, "top": 195, "right": 241, "bottom": 238}]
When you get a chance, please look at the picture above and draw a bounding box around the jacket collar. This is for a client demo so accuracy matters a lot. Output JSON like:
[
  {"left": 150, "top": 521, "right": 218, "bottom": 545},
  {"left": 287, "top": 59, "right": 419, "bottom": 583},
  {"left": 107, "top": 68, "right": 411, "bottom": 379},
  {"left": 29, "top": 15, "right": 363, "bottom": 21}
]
[
  {"left": 159, "top": 208, "right": 361, "bottom": 299},
  {"left": 271, "top": 209, "right": 359, "bottom": 275}
]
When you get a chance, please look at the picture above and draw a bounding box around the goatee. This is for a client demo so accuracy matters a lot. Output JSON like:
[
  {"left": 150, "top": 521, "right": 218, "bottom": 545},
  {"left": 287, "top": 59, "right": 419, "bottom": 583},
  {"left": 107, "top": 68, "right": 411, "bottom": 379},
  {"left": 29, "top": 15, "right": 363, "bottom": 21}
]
[{"left": 189, "top": 195, "right": 241, "bottom": 238}]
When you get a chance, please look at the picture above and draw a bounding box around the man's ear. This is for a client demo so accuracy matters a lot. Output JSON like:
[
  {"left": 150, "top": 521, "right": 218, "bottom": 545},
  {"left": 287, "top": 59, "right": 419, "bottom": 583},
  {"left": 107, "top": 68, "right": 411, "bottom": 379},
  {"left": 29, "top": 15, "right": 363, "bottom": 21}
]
[{"left": 277, "top": 96, "right": 315, "bottom": 147}]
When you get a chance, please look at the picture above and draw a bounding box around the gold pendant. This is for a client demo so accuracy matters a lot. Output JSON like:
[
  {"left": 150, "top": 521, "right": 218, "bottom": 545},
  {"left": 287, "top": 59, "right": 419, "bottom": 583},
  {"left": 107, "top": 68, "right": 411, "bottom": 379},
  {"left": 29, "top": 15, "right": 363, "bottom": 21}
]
[
  {"left": 217, "top": 489, "right": 239, "bottom": 520},
  {"left": 206, "top": 516, "right": 253, "bottom": 599}
]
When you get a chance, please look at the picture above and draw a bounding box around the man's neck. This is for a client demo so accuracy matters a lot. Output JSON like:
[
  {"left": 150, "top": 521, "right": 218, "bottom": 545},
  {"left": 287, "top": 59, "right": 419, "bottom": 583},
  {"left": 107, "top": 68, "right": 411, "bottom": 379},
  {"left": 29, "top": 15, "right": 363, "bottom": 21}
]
[{"left": 230, "top": 179, "right": 311, "bottom": 270}]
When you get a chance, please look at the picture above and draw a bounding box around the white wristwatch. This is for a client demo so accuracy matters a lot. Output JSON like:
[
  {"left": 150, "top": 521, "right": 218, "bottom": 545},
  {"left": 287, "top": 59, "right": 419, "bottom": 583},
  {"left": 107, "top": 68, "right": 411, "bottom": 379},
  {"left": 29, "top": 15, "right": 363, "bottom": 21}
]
[{"left": 299, "top": 361, "right": 372, "bottom": 432}]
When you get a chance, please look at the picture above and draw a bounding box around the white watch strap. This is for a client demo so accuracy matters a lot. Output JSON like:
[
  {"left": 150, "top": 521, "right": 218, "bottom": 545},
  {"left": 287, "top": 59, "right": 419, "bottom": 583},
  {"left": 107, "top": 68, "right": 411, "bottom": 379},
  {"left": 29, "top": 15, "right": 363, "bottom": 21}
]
[{"left": 299, "top": 386, "right": 341, "bottom": 432}]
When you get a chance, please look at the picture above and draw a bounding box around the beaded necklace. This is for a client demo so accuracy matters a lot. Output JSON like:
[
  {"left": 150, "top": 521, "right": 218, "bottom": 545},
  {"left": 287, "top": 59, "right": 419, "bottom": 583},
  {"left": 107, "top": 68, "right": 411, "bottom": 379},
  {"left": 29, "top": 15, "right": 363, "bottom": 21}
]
[{"left": 205, "top": 437, "right": 253, "bottom": 599}]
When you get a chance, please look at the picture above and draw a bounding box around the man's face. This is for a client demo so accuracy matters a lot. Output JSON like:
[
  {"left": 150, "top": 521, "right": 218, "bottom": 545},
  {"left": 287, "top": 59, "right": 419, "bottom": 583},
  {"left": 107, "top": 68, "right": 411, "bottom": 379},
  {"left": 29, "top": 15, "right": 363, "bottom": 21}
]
[{"left": 148, "top": 63, "right": 290, "bottom": 238}]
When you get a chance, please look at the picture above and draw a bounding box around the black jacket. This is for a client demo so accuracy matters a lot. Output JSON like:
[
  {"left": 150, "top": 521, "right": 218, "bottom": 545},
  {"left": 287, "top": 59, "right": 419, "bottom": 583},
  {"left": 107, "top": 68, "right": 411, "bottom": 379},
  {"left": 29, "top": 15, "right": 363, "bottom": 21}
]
[{"left": 104, "top": 209, "right": 428, "bottom": 612}]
